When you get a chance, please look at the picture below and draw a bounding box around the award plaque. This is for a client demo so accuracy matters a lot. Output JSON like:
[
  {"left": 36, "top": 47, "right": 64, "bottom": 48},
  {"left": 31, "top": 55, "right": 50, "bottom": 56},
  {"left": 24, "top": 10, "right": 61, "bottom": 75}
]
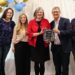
[{"left": 43, "top": 29, "right": 55, "bottom": 42}]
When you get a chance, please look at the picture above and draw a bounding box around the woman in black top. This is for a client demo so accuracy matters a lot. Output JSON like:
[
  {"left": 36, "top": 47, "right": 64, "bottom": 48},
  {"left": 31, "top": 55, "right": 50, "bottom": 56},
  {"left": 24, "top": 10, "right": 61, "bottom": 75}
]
[
  {"left": 0, "top": 8, "right": 15, "bottom": 75},
  {"left": 28, "top": 7, "right": 51, "bottom": 75}
]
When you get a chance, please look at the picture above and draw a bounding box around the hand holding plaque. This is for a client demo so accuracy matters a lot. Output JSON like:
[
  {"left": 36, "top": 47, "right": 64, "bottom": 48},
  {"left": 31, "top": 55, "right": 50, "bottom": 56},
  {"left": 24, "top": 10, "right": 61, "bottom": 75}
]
[{"left": 43, "top": 29, "right": 55, "bottom": 42}]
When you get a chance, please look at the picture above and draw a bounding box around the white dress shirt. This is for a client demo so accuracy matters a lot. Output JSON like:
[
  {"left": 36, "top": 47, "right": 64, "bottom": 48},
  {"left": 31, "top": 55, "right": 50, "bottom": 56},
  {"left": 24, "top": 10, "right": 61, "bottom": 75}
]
[{"left": 54, "top": 18, "right": 61, "bottom": 45}]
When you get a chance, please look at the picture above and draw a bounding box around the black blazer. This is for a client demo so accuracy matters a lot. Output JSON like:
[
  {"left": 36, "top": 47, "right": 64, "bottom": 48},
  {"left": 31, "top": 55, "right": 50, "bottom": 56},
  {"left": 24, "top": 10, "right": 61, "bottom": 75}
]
[
  {"left": 71, "top": 18, "right": 75, "bottom": 42},
  {"left": 50, "top": 17, "right": 72, "bottom": 53}
]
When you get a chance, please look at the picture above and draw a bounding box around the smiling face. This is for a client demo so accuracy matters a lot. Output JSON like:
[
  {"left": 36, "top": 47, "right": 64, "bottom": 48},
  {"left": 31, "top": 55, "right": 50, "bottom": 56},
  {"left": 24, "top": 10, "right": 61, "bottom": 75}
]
[
  {"left": 17, "top": 14, "right": 28, "bottom": 33},
  {"left": 20, "top": 14, "right": 27, "bottom": 24},
  {"left": 52, "top": 7, "right": 60, "bottom": 20},
  {"left": 36, "top": 9, "right": 44, "bottom": 19},
  {"left": 34, "top": 7, "right": 44, "bottom": 20},
  {"left": 6, "top": 9, "right": 13, "bottom": 19}
]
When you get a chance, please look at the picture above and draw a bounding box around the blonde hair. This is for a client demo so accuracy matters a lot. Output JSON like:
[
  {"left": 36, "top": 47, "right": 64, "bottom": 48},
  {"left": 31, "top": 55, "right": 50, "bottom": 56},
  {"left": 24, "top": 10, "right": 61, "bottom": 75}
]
[
  {"left": 16, "top": 13, "right": 28, "bottom": 34},
  {"left": 34, "top": 7, "right": 44, "bottom": 18}
]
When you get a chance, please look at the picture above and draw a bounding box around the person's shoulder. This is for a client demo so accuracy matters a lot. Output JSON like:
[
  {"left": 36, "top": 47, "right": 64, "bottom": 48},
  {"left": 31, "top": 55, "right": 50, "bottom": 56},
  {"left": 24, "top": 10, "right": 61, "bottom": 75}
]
[
  {"left": 71, "top": 18, "right": 75, "bottom": 22},
  {"left": 50, "top": 20, "right": 54, "bottom": 24},
  {"left": 10, "top": 20, "right": 15, "bottom": 28},
  {"left": 41, "top": 18, "right": 49, "bottom": 24},
  {"left": 42, "top": 18, "right": 49, "bottom": 22},
  {"left": 11, "top": 20, "right": 15, "bottom": 24},
  {"left": 28, "top": 19, "right": 35, "bottom": 27},
  {"left": 29, "top": 19, "right": 35, "bottom": 23},
  {"left": 60, "top": 17, "right": 69, "bottom": 21}
]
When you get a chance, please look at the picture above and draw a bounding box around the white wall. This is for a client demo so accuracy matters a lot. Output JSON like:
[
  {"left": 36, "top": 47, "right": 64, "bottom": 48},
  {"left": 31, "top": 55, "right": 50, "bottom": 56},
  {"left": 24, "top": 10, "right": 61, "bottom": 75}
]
[
  {"left": 28, "top": 0, "right": 75, "bottom": 21},
  {"left": 0, "top": 0, "right": 75, "bottom": 22}
]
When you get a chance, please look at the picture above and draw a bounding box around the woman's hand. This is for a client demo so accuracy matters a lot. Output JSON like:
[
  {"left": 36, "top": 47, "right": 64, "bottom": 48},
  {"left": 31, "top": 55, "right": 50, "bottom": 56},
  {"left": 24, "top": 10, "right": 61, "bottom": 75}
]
[
  {"left": 40, "top": 29, "right": 44, "bottom": 34},
  {"left": 44, "top": 39, "right": 51, "bottom": 43},
  {"left": 33, "top": 29, "right": 44, "bottom": 37},
  {"left": 33, "top": 32, "right": 40, "bottom": 37},
  {"left": 15, "top": 38, "right": 20, "bottom": 43},
  {"left": 33, "top": 28, "right": 47, "bottom": 37}
]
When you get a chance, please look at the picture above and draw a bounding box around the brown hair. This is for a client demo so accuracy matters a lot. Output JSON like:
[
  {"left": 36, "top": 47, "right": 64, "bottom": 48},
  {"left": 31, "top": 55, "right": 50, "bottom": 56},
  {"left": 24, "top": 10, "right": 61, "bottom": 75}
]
[{"left": 1, "top": 8, "right": 14, "bottom": 20}]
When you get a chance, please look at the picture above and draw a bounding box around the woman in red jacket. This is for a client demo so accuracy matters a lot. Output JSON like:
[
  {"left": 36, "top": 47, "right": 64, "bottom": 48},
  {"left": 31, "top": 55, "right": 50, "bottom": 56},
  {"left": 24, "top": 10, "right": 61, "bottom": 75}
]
[{"left": 27, "top": 7, "right": 51, "bottom": 75}]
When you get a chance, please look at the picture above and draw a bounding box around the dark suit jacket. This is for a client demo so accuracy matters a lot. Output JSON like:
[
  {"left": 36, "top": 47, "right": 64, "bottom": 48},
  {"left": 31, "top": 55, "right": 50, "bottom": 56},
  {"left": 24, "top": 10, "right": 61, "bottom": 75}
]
[
  {"left": 71, "top": 18, "right": 75, "bottom": 42},
  {"left": 50, "top": 17, "right": 72, "bottom": 53}
]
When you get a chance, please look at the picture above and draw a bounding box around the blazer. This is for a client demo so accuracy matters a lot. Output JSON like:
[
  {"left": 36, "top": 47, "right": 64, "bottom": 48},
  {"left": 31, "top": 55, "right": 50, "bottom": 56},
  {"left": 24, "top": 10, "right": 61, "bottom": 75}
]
[
  {"left": 71, "top": 18, "right": 75, "bottom": 42},
  {"left": 50, "top": 17, "right": 72, "bottom": 53},
  {"left": 27, "top": 18, "right": 51, "bottom": 47}
]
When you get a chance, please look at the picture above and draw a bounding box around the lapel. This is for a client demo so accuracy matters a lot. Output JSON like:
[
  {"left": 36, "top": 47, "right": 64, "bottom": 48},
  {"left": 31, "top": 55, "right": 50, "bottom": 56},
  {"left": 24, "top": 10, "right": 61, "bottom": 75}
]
[
  {"left": 51, "top": 17, "right": 63, "bottom": 30},
  {"left": 58, "top": 17, "right": 63, "bottom": 30}
]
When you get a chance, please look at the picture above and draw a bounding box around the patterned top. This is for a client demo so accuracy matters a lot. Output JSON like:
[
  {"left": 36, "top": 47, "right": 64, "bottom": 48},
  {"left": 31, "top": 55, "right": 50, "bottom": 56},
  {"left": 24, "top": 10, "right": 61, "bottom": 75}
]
[{"left": 0, "top": 18, "right": 15, "bottom": 46}]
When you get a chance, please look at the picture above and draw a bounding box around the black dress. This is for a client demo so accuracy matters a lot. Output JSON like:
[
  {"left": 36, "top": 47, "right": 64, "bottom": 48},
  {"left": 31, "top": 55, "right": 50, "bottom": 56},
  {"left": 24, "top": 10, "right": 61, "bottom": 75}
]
[{"left": 31, "top": 21, "right": 50, "bottom": 62}]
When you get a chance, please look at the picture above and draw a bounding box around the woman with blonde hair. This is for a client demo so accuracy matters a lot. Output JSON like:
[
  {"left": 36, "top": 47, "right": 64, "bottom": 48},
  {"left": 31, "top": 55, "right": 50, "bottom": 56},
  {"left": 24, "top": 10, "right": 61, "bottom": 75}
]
[{"left": 12, "top": 13, "right": 30, "bottom": 75}]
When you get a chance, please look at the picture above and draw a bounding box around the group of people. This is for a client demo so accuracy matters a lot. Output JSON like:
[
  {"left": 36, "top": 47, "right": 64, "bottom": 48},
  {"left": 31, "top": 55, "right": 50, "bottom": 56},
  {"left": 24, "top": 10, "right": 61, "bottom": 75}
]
[{"left": 0, "top": 6, "right": 75, "bottom": 75}]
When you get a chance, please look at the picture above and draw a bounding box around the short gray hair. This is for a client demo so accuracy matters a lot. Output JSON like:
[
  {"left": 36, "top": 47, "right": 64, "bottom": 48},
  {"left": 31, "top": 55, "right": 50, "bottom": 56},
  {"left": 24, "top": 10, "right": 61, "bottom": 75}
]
[
  {"left": 34, "top": 7, "right": 44, "bottom": 18},
  {"left": 52, "top": 6, "right": 61, "bottom": 12}
]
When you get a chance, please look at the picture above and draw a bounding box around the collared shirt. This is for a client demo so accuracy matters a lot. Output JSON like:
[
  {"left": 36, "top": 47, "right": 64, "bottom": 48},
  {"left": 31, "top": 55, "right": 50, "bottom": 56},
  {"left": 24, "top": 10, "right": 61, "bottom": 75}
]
[{"left": 54, "top": 18, "right": 61, "bottom": 45}]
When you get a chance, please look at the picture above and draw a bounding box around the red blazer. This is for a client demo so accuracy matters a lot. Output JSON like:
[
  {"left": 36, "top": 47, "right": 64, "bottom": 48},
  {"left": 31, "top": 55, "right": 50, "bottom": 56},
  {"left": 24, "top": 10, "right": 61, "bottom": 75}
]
[{"left": 27, "top": 18, "right": 51, "bottom": 47}]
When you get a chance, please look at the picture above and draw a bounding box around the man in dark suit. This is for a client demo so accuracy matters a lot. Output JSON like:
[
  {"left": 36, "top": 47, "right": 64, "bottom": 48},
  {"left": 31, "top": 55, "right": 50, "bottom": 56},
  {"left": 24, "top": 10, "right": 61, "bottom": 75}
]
[
  {"left": 50, "top": 7, "right": 72, "bottom": 75},
  {"left": 71, "top": 19, "right": 75, "bottom": 61}
]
